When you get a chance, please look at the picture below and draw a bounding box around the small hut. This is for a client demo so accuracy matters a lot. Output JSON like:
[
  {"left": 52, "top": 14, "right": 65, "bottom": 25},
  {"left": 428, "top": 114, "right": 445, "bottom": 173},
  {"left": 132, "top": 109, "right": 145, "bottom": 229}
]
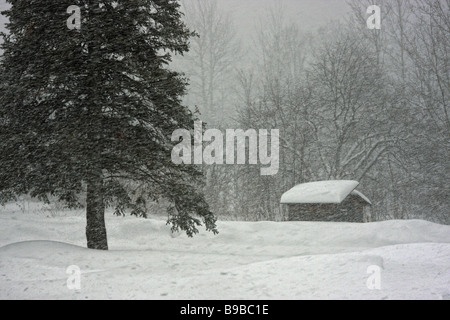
[{"left": 280, "top": 180, "right": 372, "bottom": 222}]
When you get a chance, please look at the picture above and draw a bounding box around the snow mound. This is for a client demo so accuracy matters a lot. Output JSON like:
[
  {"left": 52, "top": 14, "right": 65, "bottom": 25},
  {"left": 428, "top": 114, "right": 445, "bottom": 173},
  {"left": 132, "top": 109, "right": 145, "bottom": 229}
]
[
  {"left": 0, "top": 240, "right": 89, "bottom": 255},
  {"left": 0, "top": 212, "right": 449, "bottom": 300}
]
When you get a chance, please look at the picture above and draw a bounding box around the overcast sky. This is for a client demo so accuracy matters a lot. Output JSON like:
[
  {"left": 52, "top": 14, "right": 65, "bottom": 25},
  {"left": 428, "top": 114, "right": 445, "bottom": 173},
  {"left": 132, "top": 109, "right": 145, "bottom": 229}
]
[
  {"left": 0, "top": 0, "right": 351, "bottom": 43},
  {"left": 0, "top": 0, "right": 9, "bottom": 32},
  {"left": 200, "top": 0, "right": 351, "bottom": 39}
]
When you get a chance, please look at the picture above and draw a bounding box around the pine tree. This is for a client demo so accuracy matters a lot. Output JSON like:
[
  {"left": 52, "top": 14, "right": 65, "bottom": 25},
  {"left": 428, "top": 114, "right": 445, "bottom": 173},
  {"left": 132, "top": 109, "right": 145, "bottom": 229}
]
[{"left": 0, "top": 0, "right": 218, "bottom": 250}]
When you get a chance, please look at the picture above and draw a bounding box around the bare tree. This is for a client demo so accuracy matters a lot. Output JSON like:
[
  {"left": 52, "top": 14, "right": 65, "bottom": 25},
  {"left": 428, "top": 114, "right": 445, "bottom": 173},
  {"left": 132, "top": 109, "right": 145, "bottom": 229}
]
[
  {"left": 348, "top": 0, "right": 415, "bottom": 220},
  {"left": 402, "top": 0, "right": 450, "bottom": 223},
  {"left": 307, "top": 24, "right": 396, "bottom": 184},
  {"left": 406, "top": 0, "right": 449, "bottom": 134},
  {"left": 180, "top": 0, "right": 240, "bottom": 125},
  {"left": 233, "top": 8, "right": 316, "bottom": 220}
]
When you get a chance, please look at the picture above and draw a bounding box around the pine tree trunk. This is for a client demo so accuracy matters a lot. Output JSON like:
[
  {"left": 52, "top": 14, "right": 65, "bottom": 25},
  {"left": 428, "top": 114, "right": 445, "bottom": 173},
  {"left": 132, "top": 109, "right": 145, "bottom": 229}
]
[{"left": 86, "top": 173, "right": 108, "bottom": 250}]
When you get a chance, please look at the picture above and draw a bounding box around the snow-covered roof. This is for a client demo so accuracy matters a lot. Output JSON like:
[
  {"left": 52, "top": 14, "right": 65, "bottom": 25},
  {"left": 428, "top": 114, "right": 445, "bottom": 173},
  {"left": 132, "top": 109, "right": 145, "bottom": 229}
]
[{"left": 280, "top": 180, "right": 361, "bottom": 204}]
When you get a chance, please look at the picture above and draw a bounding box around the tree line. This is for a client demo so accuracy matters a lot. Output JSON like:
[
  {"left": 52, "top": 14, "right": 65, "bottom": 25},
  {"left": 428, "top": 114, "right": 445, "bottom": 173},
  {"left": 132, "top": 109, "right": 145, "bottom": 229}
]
[{"left": 179, "top": 0, "right": 449, "bottom": 224}]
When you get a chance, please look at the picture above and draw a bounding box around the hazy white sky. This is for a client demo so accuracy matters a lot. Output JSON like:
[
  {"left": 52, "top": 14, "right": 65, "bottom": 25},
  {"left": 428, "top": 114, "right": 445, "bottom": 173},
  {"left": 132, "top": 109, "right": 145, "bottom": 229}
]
[
  {"left": 0, "top": 1, "right": 9, "bottom": 30},
  {"left": 0, "top": 0, "right": 351, "bottom": 38},
  {"left": 201, "top": 0, "right": 351, "bottom": 47},
  {"left": 0, "top": 0, "right": 353, "bottom": 58},
  {"left": 213, "top": 0, "right": 350, "bottom": 31}
]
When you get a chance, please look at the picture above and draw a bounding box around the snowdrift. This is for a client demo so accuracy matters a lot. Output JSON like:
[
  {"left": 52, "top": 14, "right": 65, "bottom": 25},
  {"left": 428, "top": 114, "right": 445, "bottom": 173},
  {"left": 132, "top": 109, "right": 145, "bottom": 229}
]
[{"left": 0, "top": 212, "right": 449, "bottom": 299}]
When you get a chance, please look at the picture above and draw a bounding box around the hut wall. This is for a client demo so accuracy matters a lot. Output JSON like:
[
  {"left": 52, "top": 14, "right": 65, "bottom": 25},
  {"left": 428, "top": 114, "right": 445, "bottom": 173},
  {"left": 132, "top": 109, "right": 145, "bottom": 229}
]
[{"left": 287, "top": 195, "right": 366, "bottom": 222}]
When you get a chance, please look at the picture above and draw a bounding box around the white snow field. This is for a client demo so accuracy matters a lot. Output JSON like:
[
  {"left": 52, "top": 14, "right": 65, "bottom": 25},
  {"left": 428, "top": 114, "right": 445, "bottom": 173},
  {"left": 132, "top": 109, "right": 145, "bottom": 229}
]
[{"left": 0, "top": 205, "right": 449, "bottom": 300}]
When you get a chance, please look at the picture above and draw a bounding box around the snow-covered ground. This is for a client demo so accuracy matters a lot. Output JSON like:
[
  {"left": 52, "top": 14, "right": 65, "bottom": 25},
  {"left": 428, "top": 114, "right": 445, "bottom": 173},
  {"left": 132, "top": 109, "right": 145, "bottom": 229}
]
[{"left": 0, "top": 203, "right": 449, "bottom": 300}]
